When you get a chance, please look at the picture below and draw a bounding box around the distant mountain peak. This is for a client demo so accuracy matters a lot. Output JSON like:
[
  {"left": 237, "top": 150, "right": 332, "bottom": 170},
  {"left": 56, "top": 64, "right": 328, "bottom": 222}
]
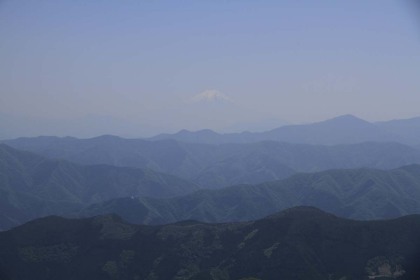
[
  {"left": 189, "top": 90, "right": 233, "bottom": 104},
  {"left": 326, "top": 114, "right": 370, "bottom": 124}
]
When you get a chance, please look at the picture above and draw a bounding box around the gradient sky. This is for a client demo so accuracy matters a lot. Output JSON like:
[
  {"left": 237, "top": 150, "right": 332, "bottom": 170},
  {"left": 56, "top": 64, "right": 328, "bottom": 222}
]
[{"left": 1, "top": 0, "right": 419, "bottom": 137}]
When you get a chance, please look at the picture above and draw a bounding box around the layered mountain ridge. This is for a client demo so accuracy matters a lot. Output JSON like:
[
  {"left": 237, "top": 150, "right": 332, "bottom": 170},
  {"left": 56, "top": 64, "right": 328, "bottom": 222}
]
[
  {"left": 0, "top": 144, "right": 199, "bottom": 230},
  {"left": 4, "top": 135, "right": 420, "bottom": 189},
  {"left": 81, "top": 164, "right": 420, "bottom": 224}
]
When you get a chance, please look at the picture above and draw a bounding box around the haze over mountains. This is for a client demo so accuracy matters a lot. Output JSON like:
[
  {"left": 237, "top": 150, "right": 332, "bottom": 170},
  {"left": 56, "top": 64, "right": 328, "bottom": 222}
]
[
  {"left": 4, "top": 114, "right": 420, "bottom": 146},
  {"left": 376, "top": 116, "right": 420, "bottom": 143},
  {"left": 2, "top": 139, "right": 420, "bottom": 230},
  {"left": 81, "top": 164, "right": 420, "bottom": 225},
  {"left": 0, "top": 144, "right": 198, "bottom": 230},
  {"left": 2, "top": 114, "right": 420, "bottom": 230},
  {"left": 2, "top": 0, "right": 419, "bottom": 278},
  {"left": 150, "top": 115, "right": 420, "bottom": 145},
  {"left": 2, "top": 114, "right": 420, "bottom": 279},
  {"left": 4, "top": 124, "right": 420, "bottom": 189}
]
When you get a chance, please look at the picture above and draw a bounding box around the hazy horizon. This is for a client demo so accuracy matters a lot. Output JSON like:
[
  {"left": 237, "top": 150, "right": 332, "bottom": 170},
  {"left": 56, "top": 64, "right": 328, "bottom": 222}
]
[{"left": 1, "top": 1, "right": 420, "bottom": 138}]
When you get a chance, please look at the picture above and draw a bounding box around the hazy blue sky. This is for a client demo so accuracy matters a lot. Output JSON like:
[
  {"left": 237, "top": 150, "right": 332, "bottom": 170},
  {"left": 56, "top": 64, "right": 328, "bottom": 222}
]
[{"left": 1, "top": 0, "right": 419, "bottom": 137}]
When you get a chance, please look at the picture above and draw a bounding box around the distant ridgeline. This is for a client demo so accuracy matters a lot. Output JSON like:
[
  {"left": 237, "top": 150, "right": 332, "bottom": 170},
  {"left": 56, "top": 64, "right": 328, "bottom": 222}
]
[
  {"left": 0, "top": 144, "right": 199, "bottom": 231},
  {"left": 2, "top": 142, "right": 420, "bottom": 230},
  {"left": 149, "top": 115, "right": 420, "bottom": 146},
  {"left": 4, "top": 128, "right": 420, "bottom": 190},
  {"left": 80, "top": 164, "right": 420, "bottom": 225},
  {"left": 0, "top": 207, "right": 419, "bottom": 280}
]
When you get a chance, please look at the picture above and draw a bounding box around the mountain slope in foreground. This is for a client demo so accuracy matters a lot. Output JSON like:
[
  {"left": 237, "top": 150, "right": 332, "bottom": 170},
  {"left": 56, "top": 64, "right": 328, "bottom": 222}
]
[{"left": 0, "top": 207, "right": 419, "bottom": 280}]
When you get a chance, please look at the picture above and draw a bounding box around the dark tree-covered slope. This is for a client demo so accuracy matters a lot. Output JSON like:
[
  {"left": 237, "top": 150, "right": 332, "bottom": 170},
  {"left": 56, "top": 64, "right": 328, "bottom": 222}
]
[{"left": 0, "top": 207, "right": 419, "bottom": 280}]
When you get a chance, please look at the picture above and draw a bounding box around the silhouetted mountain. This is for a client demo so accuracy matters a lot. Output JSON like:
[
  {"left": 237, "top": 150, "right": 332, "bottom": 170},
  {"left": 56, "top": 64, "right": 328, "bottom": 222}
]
[
  {"left": 262, "top": 114, "right": 402, "bottom": 145},
  {"left": 81, "top": 165, "right": 420, "bottom": 224},
  {"left": 0, "top": 144, "right": 199, "bottom": 230},
  {"left": 151, "top": 115, "right": 407, "bottom": 145},
  {"left": 1, "top": 207, "right": 419, "bottom": 279},
  {"left": 0, "top": 113, "right": 157, "bottom": 140},
  {"left": 5, "top": 136, "right": 420, "bottom": 189}
]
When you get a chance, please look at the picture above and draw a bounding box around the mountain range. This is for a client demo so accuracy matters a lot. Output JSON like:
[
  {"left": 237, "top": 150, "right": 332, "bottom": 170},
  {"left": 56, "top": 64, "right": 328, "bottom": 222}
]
[
  {"left": 150, "top": 115, "right": 420, "bottom": 145},
  {"left": 0, "top": 144, "right": 198, "bottom": 230},
  {"left": 81, "top": 164, "right": 420, "bottom": 224},
  {"left": 0, "top": 207, "right": 419, "bottom": 280},
  {"left": 3, "top": 139, "right": 420, "bottom": 230},
  {"left": 4, "top": 134, "right": 420, "bottom": 189},
  {"left": 2, "top": 114, "right": 420, "bottom": 279}
]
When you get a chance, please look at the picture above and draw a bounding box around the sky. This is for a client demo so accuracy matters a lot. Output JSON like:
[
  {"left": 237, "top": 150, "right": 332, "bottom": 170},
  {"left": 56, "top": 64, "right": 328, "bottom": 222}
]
[{"left": 1, "top": 0, "right": 419, "bottom": 138}]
